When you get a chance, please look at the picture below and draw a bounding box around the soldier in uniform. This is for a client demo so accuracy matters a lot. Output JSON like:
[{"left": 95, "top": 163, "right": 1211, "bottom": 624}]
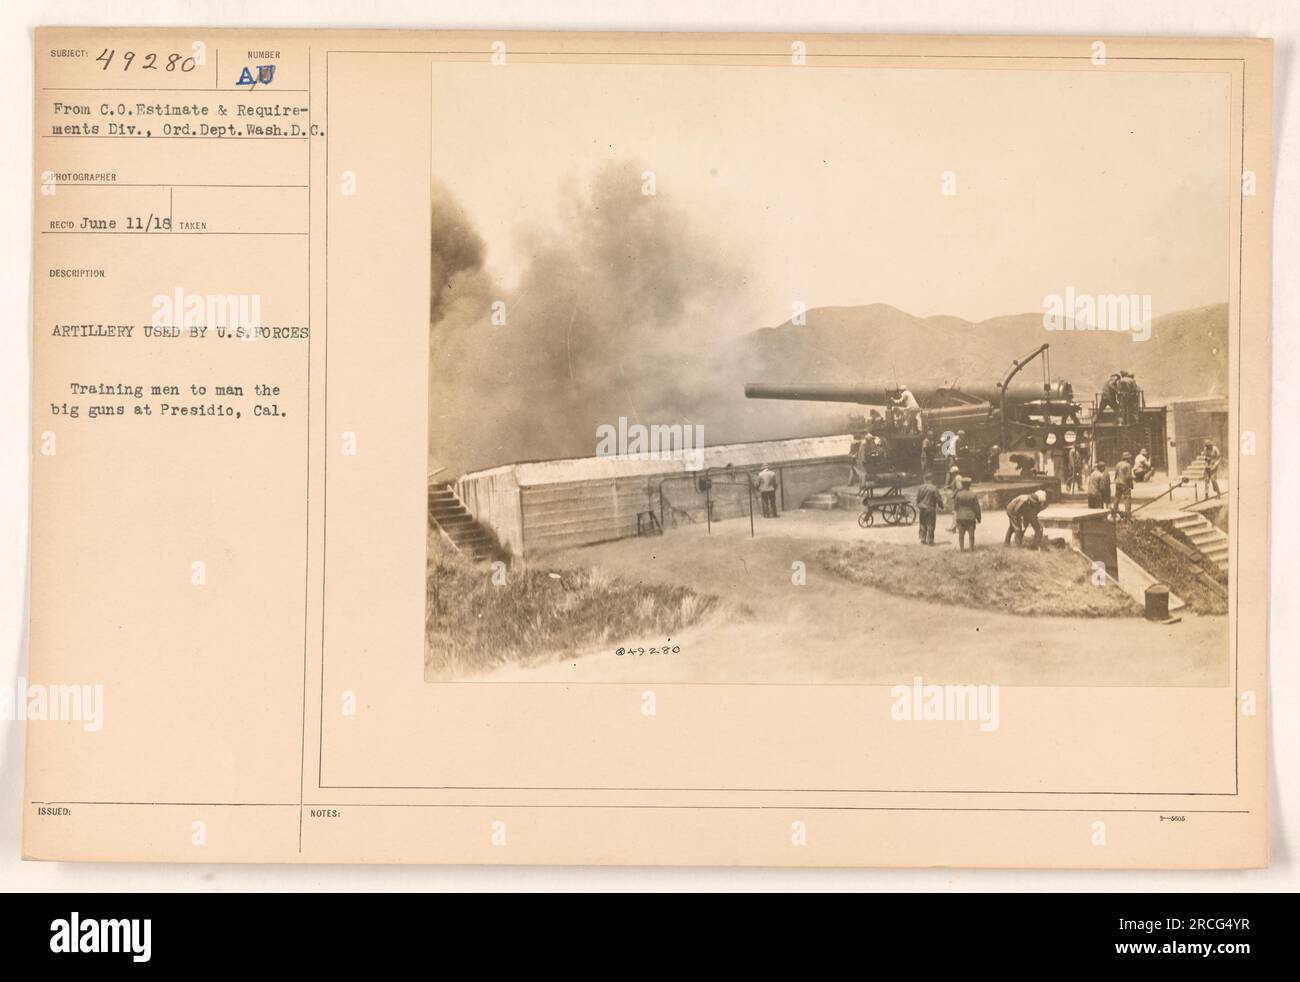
[
  {"left": 914, "top": 472, "right": 944, "bottom": 545},
  {"left": 1100, "top": 373, "right": 1122, "bottom": 419},
  {"left": 941, "top": 430, "right": 960, "bottom": 483},
  {"left": 1203, "top": 440, "right": 1222, "bottom": 497},
  {"left": 1087, "top": 461, "right": 1112, "bottom": 510},
  {"left": 1113, "top": 452, "right": 1134, "bottom": 518},
  {"left": 757, "top": 462, "right": 779, "bottom": 518},
  {"left": 1133, "top": 447, "right": 1153, "bottom": 482},
  {"left": 1117, "top": 371, "right": 1138, "bottom": 425},
  {"left": 849, "top": 435, "right": 870, "bottom": 487},
  {"left": 892, "top": 385, "right": 922, "bottom": 433},
  {"left": 1004, "top": 489, "right": 1048, "bottom": 548},
  {"left": 953, "top": 477, "right": 982, "bottom": 551},
  {"left": 986, "top": 443, "right": 1001, "bottom": 478},
  {"left": 1067, "top": 443, "right": 1084, "bottom": 493}
]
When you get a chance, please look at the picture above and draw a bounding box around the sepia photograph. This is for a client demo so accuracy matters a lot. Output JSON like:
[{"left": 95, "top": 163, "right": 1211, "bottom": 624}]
[{"left": 425, "top": 61, "right": 1232, "bottom": 686}]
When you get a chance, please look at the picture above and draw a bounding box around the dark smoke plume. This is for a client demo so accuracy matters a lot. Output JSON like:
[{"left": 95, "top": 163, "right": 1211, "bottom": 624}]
[{"left": 428, "top": 161, "right": 821, "bottom": 476}]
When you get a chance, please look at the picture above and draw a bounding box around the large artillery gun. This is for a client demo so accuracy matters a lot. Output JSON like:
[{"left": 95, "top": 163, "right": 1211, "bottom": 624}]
[{"left": 744, "top": 344, "right": 1088, "bottom": 479}]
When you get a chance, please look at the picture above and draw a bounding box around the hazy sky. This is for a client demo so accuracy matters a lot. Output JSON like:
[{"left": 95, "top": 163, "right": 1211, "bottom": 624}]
[{"left": 431, "top": 62, "right": 1230, "bottom": 328}]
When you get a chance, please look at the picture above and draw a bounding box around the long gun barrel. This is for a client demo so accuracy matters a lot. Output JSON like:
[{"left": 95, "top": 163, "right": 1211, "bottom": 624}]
[
  {"left": 744, "top": 380, "right": 1070, "bottom": 406},
  {"left": 743, "top": 382, "right": 883, "bottom": 404}
]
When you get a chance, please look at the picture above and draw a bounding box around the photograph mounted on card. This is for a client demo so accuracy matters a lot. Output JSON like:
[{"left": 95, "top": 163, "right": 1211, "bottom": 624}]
[{"left": 25, "top": 29, "right": 1271, "bottom": 867}]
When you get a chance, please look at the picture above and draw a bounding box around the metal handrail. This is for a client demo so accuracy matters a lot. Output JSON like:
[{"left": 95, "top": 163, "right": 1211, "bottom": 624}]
[{"left": 1129, "top": 477, "right": 1189, "bottom": 517}]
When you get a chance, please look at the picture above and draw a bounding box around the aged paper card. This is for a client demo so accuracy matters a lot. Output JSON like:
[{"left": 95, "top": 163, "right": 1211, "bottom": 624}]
[{"left": 25, "top": 29, "right": 1271, "bottom": 866}]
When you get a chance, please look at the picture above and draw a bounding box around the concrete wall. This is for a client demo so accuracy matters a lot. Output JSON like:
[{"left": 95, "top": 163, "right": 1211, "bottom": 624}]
[
  {"left": 659, "top": 474, "right": 751, "bottom": 526},
  {"left": 505, "top": 456, "right": 849, "bottom": 556},
  {"left": 1040, "top": 507, "right": 1117, "bottom": 577},
  {"left": 460, "top": 457, "right": 1056, "bottom": 557},
  {"left": 972, "top": 479, "right": 1058, "bottom": 512},
  {"left": 776, "top": 460, "right": 854, "bottom": 509},
  {"left": 520, "top": 476, "right": 660, "bottom": 554},
  {"left": 455, "top": 468, "right": 523, "bottom": 557},
  {"left": 1075, "top": 513, "right": 1118, "bottom": 577},
  {"left": 657, "top": 459, "right": 849, "bottom": 525}
]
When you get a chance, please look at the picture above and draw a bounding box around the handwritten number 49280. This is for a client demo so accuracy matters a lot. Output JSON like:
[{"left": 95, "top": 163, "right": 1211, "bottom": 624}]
[{"left": 96, "top": 49, "right": 197, "bottom": 73}]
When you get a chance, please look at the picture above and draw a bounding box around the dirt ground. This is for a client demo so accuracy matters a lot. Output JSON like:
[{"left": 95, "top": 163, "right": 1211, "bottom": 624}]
[{"left": 472, "top": 506, "right": 1228, "bottom": 687}]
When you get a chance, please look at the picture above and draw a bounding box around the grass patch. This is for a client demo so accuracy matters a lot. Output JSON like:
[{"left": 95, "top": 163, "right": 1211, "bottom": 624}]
[
  {"left": 426, "top": 533, "right": 721, "bottom": 677},
  {"left": 1115, "top": 519, "right": 1227, "bottom": 615},
  {"left": 817, "top": 540, "right": 1141, "bottom": 617}
]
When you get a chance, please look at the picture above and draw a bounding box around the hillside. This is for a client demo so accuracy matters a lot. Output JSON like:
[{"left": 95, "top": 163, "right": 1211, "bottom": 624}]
[
  {"left": 432, "top": 298, "right": 1229, "bottom": 477},
  {"left": 743, "top": 302, "right": 1228, "bottom": 408}
]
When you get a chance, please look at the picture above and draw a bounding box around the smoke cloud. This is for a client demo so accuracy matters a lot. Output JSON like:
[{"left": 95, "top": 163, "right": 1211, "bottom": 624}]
[{"left": 428, "top": 161, "right": 820, "bottom": 477}]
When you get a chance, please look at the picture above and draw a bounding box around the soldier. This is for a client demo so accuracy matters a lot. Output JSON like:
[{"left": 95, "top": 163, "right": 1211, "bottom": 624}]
[
  {"left": 849, "top": 434, "right": 869, "bottom": 487},
  {"left": 1203, "top": 440, "right": 1222, "bottom": 497},
  {"left": 1113, "top": 452, "right": 1134, "bottom": 518},
  {"left": 1117, "top": 371, "right": 1137, "bottom": 424},
  {"left": 1009, "top": 453, "right": 1038, "bottom": 478},
  {"left": 1100, "top": 372, "right": 1121, "bottom": 419},
  {"left": 1133, "top": 447, "right": 1153, "bottom": 482},
  {"left": 940, "top": 463, "right": 965, "bottom": 533},
  {"left": 757, "top": 462, "right": 779, "bottom": 518},
  {"left": 1087, "top": 461, "right": 1111, "bottom": 510},
  {"left": 915, "top": 472, "right": 944, "bottom": 545},
  {"left": 1004, "top": 489, "right": 1048, "bottom": 548},
  {"left": 941, "top": 430, "right": 960, "bottom": 482},
  {"left": 953, "top": 477, "right": 982, "bottom": 551},
  {"left": 893, "top": 385, "right": 922, "bottom": 432},
  {"left": 1067, "top": 443, "right": 1084, "bottom": 493}
]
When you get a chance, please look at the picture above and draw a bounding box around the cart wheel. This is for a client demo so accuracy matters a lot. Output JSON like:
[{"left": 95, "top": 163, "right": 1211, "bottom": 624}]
[
  {"left": 900, "top": 503, "right": 917, "bottom": 525},
  {"left": 881, "top": 503, "right": 901, "bottom": 525},
  {"left": 858, "top": 509, "right": 873, "bottom": 528}
]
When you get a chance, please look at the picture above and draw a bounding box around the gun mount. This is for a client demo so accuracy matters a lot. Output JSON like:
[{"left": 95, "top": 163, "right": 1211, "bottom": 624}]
[{"left": 744, "top": 345, "right": 1088, "bottom": 479}]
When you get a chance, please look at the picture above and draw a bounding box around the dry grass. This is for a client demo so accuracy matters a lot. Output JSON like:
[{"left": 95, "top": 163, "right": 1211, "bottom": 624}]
[
  {"left": 425, "top": 533, "right": 721, "bottom": 678},
  {"left": 817, "top": 540, "right": 1142, "bottom": 617}
]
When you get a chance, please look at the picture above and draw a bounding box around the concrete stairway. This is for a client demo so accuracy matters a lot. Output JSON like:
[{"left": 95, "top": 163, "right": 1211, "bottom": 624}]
[
  {"left": 1179, "top": 450, "right": 1222, "bottom": 487},
  {"left": 429, "top": 483, "right": 497, "bottom": 561},
  {"left": 1171, "top": 511, "right": 1229, "bottom": 573}
]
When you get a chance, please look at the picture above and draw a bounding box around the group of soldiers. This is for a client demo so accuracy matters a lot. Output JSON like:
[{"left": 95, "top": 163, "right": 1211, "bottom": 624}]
[
  {"left": 906, "top": 436, "right": 1223, "bottom": 551},
  {"left": 911, "top": 471, "right": 1049, "bottom": 551},
  {"left": 1099, "top": 370, "right": 1141, "bottom": 425},
  {"left": 906, "top": 438, "right": 1223, "bottom": 551},
  {"left": 1065, "top": 445, "right": 1154, "bottom": 518}
]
